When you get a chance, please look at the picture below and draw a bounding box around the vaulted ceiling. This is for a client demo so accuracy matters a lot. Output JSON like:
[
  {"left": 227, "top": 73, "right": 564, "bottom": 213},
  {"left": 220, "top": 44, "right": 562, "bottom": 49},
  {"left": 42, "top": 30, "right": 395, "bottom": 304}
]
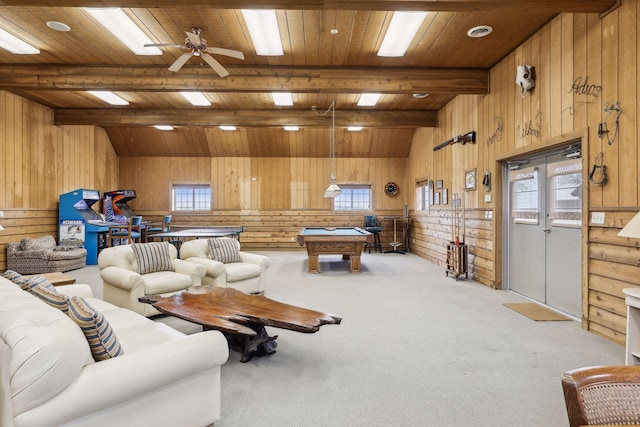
[{"left": 0, "top": 0, "right": 619, "bottom": 157}]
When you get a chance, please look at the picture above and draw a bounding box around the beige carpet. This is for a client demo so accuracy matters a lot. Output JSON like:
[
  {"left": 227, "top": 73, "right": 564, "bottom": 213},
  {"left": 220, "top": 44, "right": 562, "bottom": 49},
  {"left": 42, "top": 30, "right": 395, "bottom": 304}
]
[{"left": 503, "top": 302, "right": 571, "bottom": 321}]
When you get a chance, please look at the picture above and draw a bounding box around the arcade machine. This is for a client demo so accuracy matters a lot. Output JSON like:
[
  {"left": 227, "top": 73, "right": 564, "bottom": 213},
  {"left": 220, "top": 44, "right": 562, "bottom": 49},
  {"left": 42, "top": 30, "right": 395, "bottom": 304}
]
[
  {"left": 102, "top": 190, "right": 137, "bottom": 220},
  {"left": 59, "top": 189, "right": 120, "bottom": 265}
]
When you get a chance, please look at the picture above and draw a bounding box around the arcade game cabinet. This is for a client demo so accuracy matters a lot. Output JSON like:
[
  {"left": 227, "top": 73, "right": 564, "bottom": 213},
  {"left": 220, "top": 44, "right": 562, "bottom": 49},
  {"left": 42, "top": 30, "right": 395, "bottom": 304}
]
[
  {"left": 59, "top": 189, "right": 119, "bottom": 265},
  {"left": 102, "top": 190, "right": 137, "bottom": 221}
]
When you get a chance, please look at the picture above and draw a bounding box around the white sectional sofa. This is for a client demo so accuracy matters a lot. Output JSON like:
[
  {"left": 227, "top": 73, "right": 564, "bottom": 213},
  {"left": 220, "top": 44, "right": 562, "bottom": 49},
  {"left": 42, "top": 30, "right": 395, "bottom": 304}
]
[{"left": 0, "top": 275, "right": 229, "bottom": 427}]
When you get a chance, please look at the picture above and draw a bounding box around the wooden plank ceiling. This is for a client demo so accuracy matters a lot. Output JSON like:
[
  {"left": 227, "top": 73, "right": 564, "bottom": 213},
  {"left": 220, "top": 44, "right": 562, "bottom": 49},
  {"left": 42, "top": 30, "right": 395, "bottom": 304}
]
[{"left": 0, "top": 0, "right": 619, "bottom": 157}]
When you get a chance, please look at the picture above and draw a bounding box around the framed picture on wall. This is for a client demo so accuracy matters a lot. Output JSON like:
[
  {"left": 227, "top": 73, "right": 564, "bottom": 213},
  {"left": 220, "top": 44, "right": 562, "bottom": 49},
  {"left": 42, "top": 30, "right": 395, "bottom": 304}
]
[
  {"left": 428, "top": 180, "right": 435, "bottom": 205},
  {"left": 465, "top": 169, "right": 476, "bottom": 191},
  {"left": 442, "top": 188, "right": 448, "bottom": 205},
  {"left": 434, "top": 192, "right": 440, "bottom": 205},
  {"left": 436, "top": 180, "right": 443, "bottom": 189}
]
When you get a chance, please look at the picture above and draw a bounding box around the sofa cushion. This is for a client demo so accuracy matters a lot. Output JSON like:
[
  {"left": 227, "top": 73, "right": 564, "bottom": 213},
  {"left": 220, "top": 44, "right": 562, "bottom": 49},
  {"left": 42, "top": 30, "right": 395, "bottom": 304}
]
[
  {"left": 132, "top": 242, "right": 174, "bottom": 274},
  {"left": 224, "top": 262, "right": 262, "bottom": 282},
  {"left": 21, "top": 235, "right": 56, "bottom": 251},
  {"left": 68, "top": 296, "right": 125, "bottom": 361},
  {"left": 208, "top": 237, "right": 241, "bottom": 263},
  {"left": 30, "top": 284, "right": 70, "bottom": 313}
]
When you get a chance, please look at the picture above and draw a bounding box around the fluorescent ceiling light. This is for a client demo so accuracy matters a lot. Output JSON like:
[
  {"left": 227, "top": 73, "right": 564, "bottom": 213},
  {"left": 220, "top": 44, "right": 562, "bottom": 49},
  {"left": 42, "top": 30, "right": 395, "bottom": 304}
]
[
  {"left": 378, "top": 12, "right": 428, "bottom": 57},
  {"left": 0, "top": 28, "right": 40, "bottom": 54},
  {"left": 357, "top": 93, "right": 381, "bottom": 107},
  {"left": 219, "top": 125, "right": 237, "bottom": 131},
  {"left": 154, "top": 125, "right": 174, "bottom": 131},
  {"left": 347, "top": 126, "right": 363, "bottom": 132},
  {"left": 181, "top": 92, "right": 211, "bottom": 106},
  {"left": 88, "top": 91, "right": 129, "bottom": 106},
  {"left": 272, "top": 92, "right": 293, "bottom": 106},
  {"left": 241, "top": 10, "right": 284, "bottom": 56},
  {"left": 284, "top": 126, "right": 299, "bottom": 131},
  {"left": 85, "top": 8, "right": 161, "bottom": 56}
]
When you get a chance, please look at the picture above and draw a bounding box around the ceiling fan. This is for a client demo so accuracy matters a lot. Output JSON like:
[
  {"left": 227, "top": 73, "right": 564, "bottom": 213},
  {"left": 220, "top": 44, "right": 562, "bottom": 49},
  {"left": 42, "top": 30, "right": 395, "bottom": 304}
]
[{"left": 145, "top": 27, "right": 244, "bottom": 77}]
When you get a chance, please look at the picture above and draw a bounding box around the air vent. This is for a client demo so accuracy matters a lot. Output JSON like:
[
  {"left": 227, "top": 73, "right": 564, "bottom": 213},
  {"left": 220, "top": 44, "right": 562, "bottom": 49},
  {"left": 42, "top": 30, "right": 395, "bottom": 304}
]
[
  {"left": 467, "top": 25, "right": 493, "bottom": 38},
  {"left": 413, "top": 93, "right": 429, "bottom": 99}
]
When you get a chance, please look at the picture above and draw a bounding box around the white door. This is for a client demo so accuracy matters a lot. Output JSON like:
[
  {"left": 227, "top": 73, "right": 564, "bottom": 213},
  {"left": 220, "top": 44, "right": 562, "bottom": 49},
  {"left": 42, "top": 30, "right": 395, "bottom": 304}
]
[{"left": 506, "top": 150, "right": 582, "bottom": 318}]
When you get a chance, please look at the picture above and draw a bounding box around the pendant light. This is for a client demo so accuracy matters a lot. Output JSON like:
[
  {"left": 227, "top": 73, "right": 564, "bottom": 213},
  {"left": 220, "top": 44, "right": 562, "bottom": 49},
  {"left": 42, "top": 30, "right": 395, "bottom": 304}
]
[{"left": 315, "top": 100, "right": 342, "bottom": 198}]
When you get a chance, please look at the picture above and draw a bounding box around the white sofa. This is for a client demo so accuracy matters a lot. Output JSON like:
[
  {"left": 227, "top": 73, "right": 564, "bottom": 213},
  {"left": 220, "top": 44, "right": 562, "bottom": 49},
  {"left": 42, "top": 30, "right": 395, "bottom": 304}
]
[
  {"left": 98, "top": 242, "right": 206, "bottom": 317},
  {"left": 0, "top": 276, "right": 229, "bottom": 427},
  {"left": 179, "top": 238, "right": 270, "bottom": 294}
]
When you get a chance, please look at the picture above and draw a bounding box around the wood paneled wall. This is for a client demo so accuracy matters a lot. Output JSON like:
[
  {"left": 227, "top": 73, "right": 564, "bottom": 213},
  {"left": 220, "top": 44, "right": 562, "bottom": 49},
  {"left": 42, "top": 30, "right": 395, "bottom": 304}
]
[
  {"left": 407, "top": 0, "right": 640, "bottom": 344},
  {"left": 0, "top": 90, "right": 118, "bottom": 267}
]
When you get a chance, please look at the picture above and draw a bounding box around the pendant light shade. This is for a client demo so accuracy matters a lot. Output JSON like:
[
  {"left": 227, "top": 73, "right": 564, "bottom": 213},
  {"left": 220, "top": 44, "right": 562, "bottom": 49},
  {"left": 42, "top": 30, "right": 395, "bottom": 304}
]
[{"left": 317, "top": 100, "right": 341, "bottom": 198}]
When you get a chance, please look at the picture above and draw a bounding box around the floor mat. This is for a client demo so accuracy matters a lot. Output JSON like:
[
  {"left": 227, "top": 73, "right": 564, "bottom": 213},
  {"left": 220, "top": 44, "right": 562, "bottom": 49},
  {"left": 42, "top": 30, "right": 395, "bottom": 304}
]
[{"left": 503, "top": 303, "right": 571, "bottom": 321}]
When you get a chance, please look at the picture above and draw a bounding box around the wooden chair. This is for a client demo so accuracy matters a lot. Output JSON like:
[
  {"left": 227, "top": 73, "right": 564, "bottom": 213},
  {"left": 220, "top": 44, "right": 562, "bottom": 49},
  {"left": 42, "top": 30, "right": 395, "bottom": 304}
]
[
  {"left": 146, "top": 215, "right": 172, "bottom": 242},
  {"left": 562, "top": 365, "right": 640, "bottom": 427},
  {"left": 108, "top": 216, "right": 143, "bottom": 246}
]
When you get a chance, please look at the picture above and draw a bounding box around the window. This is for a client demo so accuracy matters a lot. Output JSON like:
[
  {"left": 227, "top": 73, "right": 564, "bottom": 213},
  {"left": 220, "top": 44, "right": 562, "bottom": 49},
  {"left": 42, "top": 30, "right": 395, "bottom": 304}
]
[
  {"left": 510, "top": 167, "right": 539, "bottom": 224},
  {"left": 415, "top": 180, "right": 431, "bottom": 211},
  {"left": 333, "top": 186, "right": 371, "bottom": 211},
  {"left": 549, "top": 159, "right": 582, "bottom": 228},
  {"left": 172, "top": 184, "right": 211, "bottom": 211}
]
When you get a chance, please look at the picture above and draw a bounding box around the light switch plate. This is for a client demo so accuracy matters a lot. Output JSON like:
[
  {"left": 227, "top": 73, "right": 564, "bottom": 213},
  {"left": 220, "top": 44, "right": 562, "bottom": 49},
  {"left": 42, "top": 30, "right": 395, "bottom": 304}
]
[
  {"left": 591, "top": 212, "right": 605, "bottom": 224},
  {"left": 484, "top": 194, "right": 492, "bottom": 203}
]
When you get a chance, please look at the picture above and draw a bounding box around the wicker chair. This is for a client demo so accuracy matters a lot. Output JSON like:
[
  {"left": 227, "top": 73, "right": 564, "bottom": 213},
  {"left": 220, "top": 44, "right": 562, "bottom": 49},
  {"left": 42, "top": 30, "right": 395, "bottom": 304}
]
[{"left": 562, "top": 365, "right": 640, "bottom": 427}]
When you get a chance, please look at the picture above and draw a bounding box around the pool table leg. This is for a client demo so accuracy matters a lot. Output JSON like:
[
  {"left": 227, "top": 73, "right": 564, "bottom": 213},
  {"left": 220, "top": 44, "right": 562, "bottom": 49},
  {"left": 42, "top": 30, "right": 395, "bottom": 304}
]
[
  {"left": 349, "top": 255, "right": 361, "bottom": 273},
  {"left": 308, "top": 255, "right": 320, "bottom": 273}
]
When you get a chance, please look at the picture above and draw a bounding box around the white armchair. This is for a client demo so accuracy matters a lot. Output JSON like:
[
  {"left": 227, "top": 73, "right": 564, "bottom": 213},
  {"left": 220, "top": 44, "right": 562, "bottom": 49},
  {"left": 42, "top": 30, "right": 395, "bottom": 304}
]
[
  {"left": 98, "top": 242, "right": 206, "bottom": 317},
  {"left": 179, "top": 238, "right": 270, "bottom": 294}
]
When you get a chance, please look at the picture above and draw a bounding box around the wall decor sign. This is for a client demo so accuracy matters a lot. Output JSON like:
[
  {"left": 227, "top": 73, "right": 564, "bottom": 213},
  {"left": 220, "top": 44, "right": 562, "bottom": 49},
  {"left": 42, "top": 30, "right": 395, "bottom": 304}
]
[
  {"left": 487, "top": 116, "right": 503, "bottom": 144},
  {"left": 562, "top": 76, "right": 602, "bottom": 114},
  {"left": 465, "top": 169, "right": 476, "bottom": 191},
  {"left": 436, "top": 180, "right": 443, "bottom": 189},
  {"left": 517, "top": 112, "right": 542, "bottom": 139}
]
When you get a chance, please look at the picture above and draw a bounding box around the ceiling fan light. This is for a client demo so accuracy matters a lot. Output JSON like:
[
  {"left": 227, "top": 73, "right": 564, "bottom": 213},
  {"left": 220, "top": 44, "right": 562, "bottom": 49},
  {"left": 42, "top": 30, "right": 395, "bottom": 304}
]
[
  {"left": 180, "top": 91, "right": 211, "bottom": 106},
  {"left": 85, "top": 8, "right": 161, "bottom": 55},
  {"left": 0, "top": 28, "right": 40, "bottom": 54},
  {"left": 242, "top": 9, "right": 284, "bottom": 56},
  {"left": 378, "top": 11, "right": 427, "bottom": 57}
]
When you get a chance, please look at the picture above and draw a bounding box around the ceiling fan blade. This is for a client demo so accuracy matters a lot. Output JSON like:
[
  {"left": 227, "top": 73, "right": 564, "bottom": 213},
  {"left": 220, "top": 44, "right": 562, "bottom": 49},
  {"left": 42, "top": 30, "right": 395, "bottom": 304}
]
[
  {"left": 185, "top": 31, "right": 201, "bottom": 47},
  {"left": 205, "top": 47, "right": 245, "bottom": 60},
  {"left": 202, "top": 54, "right": 229, "bottom": 77},
  {"left": 144, "top": 43, "right": 182, "bottom": 48},
  {"left": 168, "top": 53, "right": 192, "bottom": 72}
]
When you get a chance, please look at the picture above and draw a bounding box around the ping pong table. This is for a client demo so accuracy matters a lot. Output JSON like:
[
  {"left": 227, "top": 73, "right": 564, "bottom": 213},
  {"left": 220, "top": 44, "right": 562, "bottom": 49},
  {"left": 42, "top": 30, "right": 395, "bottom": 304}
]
[{"left": 147, "top": 226, "right": 244, "bottom": 249}]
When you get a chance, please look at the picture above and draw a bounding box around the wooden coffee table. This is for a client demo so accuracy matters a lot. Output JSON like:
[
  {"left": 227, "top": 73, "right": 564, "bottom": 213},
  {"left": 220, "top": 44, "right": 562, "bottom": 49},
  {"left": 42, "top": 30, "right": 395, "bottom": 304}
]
[{"left": 139, "top": 287, "right": 341, "bottom": 362}]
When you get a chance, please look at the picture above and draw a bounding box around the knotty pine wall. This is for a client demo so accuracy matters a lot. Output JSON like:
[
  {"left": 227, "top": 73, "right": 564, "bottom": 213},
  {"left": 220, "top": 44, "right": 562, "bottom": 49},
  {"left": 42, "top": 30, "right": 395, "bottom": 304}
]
[
  {"left": 0, "top": 90, "right": 119, "bottom": 267},
  {"left": 407, "top": 0, "right": 640, "bottom": 344},
  {"left": 120, "top": 156, "right": 409, "bottom": 248}
]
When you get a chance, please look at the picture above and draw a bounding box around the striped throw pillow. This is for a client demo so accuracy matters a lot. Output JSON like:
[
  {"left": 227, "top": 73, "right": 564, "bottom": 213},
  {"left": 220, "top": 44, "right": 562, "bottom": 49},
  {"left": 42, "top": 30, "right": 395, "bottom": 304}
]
[
  {"left": 68, "top": 296, "right": 124, "bottom": 361},
  {"left": 131, "top": 242, "right": 174, "bottom": 275},
  {"left": 208, "top": 237, "right": 241, "bottom": 263},
  {"left": 3, "top": 270, "right": 27, "bottom": 286},
  {"left": 31, "top": 284, "right": 70, "bottom": 313},
  {"left": 20, "top": 275, "right": 55, "bottom": 293}
]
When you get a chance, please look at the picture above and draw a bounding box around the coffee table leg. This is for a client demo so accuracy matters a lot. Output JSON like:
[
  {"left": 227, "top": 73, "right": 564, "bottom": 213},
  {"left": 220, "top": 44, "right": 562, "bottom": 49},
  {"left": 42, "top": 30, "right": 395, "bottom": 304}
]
[{"left": 223, "top": 326, "right": 278, "bottom": 363}]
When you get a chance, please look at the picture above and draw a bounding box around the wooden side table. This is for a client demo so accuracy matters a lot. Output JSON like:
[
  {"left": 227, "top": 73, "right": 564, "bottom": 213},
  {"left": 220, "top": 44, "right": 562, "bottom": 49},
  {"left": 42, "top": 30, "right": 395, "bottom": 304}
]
[
  {"left": 25, "top": 272, "right": 77, "bottom": 286},
  {"left": 623, "top": 287, "right": 640, "bottom": 365}
]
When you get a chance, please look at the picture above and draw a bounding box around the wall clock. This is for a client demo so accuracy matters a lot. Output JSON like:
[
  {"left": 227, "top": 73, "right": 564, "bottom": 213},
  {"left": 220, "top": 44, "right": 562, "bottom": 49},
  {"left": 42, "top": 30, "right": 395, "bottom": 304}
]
[{"left": 385, "top": 182, "right": 399, "bottom": 196}]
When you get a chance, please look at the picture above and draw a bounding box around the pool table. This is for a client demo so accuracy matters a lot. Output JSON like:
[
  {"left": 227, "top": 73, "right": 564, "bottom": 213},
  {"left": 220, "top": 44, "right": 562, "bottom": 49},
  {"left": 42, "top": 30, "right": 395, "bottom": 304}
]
[{"left": 296, "top": 227, "right": 373, "bottom": 273}]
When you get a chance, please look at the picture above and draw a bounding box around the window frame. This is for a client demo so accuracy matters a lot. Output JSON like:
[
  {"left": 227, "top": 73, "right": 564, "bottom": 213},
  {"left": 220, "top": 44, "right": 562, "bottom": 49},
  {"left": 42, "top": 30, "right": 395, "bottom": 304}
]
[
  {"left": 171, "top": 183, "right": 212, "bottom": 212},
  {"left": 332, "top": 185, "right": 372, "bottom": 211}
]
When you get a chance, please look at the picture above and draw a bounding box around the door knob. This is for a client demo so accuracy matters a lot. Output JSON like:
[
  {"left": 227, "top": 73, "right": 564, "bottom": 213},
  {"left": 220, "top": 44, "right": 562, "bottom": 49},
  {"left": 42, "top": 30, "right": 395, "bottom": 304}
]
[{"left": 542, "top": 228, "right": 551, "bottom": 233}]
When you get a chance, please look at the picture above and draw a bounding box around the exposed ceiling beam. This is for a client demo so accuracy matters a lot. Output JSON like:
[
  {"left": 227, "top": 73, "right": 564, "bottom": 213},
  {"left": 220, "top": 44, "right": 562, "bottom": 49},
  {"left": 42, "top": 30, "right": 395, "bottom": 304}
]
[
  {"left": 0, "top": 66, "right": 488, "bottom": 95},
  {"left": 54, "top": 109, "right": 438, "bottom": 128},
  {"left": 0, "top": 0, "right": 619, "bottom": 14}
]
